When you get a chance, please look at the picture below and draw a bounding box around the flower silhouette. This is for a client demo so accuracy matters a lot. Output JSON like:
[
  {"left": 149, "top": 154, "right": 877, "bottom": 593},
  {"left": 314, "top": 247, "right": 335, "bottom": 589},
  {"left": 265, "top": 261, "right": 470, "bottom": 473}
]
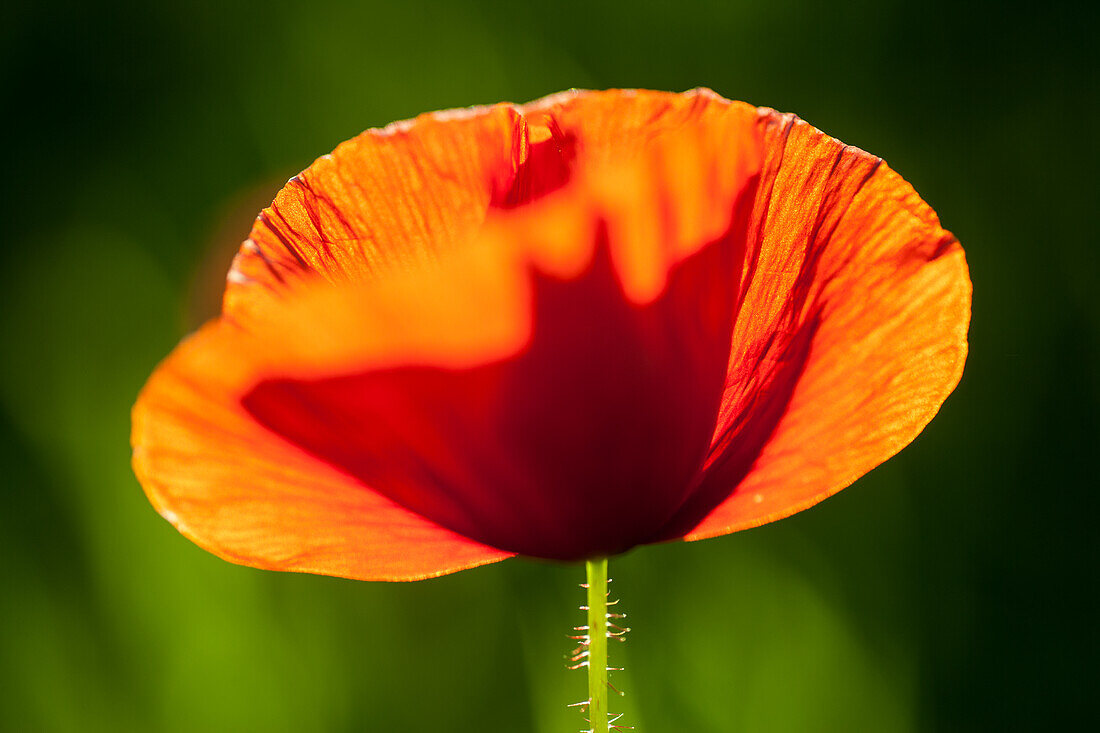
[{"left": 132, "top": 88, "right": 970, "bottom": 580}]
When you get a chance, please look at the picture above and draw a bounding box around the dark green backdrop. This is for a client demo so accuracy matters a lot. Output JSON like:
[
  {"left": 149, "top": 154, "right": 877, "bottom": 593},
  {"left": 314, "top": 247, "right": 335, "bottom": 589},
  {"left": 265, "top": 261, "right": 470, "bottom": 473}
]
[{"left": 1, "top": 1, "right": 1095, "bottom": 730}]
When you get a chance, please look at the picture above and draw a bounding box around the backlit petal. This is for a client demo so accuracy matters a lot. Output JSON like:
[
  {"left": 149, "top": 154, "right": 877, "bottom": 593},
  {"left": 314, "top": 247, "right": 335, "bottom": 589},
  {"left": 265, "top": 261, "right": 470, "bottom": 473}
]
[
  {"left": 134, "top": 91, "right": 766, "bottom": 573},
  {"left": 134, "top": 89, "right": 970, "bottom": 578},
  {"left": 131, "top": 312, "right": 516, "bottom": 581},
  {"left": 223, "top": 104, "right": 522, "bottom": 326},
  {"left": 660, "top": 109, "right": 971, "bottom": 541},
  {"left": 240, "top": 102, "right": 763, "bottom": 560}
]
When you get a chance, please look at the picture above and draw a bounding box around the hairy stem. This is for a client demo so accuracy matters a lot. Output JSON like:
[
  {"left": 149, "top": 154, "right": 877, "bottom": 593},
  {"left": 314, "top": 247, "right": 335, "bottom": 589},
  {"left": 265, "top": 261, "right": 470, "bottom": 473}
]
[{"left": 586, "top": 557, "right": 609, "bottom": 733}]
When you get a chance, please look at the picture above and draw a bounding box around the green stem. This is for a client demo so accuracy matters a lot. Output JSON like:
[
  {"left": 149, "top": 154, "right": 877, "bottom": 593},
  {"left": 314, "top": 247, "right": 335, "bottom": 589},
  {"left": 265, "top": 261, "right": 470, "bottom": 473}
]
[{"left": 586, "top": 557, "right": 609, "bottom": 733}]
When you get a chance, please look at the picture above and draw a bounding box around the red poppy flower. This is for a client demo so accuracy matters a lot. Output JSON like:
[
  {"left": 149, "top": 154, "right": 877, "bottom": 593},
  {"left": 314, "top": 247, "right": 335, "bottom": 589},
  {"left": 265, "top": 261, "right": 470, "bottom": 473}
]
[{"left": 132, "top": 88, "right": 970, "bottom": 581}]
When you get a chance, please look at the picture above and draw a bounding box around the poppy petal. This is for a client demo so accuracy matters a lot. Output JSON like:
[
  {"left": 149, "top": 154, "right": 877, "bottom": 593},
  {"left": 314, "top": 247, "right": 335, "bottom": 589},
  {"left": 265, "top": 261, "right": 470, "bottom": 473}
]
[
  {"left": 243, "top": 110, "right": 762, "bottom": 560},
  {"left": 138, "top": 101, "right": 762, "bottom": 570},
  {"left": 222, "top": 88, "right": 749, "bottom": 326},
  {"left": 135, "top": 89, "right": 969, "bottom": 577},
  {"left": 223, "top": 104, "right": 523, "bottom": 326},
  {"left": 131, "top": 312, "right": 517, "bottom": 581},
  {"left": 660, "top": 110, "right": 971, "bottom": 541}
]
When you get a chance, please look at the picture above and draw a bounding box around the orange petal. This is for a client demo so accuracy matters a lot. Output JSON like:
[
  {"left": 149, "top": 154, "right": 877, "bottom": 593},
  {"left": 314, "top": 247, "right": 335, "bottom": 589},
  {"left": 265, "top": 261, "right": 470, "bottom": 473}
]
[
  {"left": 661, "top": 109, "right": 971, "bottom": 541},
  {"left": 222, "top": 103, "right": 522, "bottom": 326},
  {"left": 132, "top": 281, "right": 520, "bottom": 580},
  {"left": 133, "top": 91, "right": 766, "bottom": 572},
  {"left": 135, "top": 89, "right": 969, "bottom": 577},
  {"left": 223, "top": 89, "right": 755, "bottom": 326}
]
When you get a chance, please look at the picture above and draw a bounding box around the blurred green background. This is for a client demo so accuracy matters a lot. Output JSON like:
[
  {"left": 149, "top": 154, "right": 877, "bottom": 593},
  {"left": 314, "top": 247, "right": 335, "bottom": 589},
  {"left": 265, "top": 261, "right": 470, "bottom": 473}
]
[{"left": 1, "top": 0, "right": 1095, "bottom": 730}]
